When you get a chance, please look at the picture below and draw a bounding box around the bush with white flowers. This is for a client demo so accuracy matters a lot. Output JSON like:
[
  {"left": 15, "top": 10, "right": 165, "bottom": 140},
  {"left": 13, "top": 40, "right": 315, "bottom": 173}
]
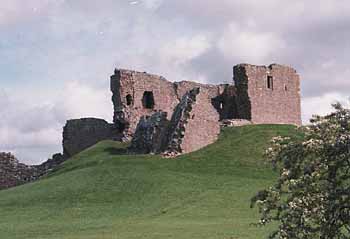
[{"left": 252, "top": 103, "right": 350, "bottom": 239}]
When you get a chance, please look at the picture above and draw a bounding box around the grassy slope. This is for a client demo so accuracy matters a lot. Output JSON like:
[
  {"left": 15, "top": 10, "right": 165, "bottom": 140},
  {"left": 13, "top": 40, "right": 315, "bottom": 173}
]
[{"left": 0, "top": 125, "right": 299, "bottom": 239}]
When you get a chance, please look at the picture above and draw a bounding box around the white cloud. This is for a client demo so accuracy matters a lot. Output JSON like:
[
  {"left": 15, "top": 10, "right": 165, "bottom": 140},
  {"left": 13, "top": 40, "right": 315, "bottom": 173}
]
[
  {"left": 0, "top": 81, "right": 112, "bottom": 164},
  {"left": 159, "top": 35, "right": 211, "bottom": 68},
  {"left": 218, "top": 23, "right": 285, "bottom": 64},
  {"left": 52, "top": 81, "right": 112, "bottom": 122},
  {"left": 3, "top": 0, "right": 350, "bottom": 164},
  {"left": 143, "top": 0, "right": 163, "bottom": 9},
  {"left": 302, "top": 92, "right": 350, "bottom": 124},
  {"left": 0, "top": 0, "right": 56, "bottom": 26}
]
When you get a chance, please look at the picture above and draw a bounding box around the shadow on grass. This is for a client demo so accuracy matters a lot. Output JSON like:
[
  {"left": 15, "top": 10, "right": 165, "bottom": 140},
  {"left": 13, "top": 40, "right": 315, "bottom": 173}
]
[{"left": 104, "top": 147, "right": 129, "bottom": 155}]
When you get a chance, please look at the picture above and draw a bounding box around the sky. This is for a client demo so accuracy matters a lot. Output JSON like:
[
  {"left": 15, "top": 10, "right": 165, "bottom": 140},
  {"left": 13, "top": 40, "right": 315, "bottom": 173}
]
[{"left": 1, "top": 0, "right": 350, "bottom": 164}]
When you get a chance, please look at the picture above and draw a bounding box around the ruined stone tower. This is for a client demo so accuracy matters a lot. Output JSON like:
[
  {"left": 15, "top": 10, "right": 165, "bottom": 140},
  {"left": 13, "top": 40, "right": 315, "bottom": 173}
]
[
  {"left": 111, "top": 64, "right": 301, "bottom": 140},
  {"left": 234, "top": 64, "right": 301, "bottom": 126},
  {"left": 110, "top": 63, "right": 302, "bottom": 155}
]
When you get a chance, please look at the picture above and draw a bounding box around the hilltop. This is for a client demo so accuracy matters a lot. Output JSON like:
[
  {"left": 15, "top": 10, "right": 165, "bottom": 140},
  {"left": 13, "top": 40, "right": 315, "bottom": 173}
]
[{"left": 0, "top": 125, "right": 300, "bottom": 239}]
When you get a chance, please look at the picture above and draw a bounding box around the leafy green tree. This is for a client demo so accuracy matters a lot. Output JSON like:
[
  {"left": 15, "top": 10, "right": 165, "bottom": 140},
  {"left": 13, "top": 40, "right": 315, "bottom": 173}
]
[{"left": 252, "top": 103, "right": 350, "bottom": 239}]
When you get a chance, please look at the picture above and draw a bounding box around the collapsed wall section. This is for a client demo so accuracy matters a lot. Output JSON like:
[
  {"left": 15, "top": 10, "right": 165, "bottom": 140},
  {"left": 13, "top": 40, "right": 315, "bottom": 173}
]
[
  {"left": 234, "top": 64, "right": 301, "bottom": 126},
  {"left": 63, "top": 118, "right": 119, "bottom": 158},
  {"left": 0, "top": 153, "right": 39, "bottom": 190},
  {"left": 111, "top": 69, "right": 179, "bottom": 138},
  {"left": 129, "top": 112, "right": 170, "bottom": 154},
  {"left": 111, "top": 69, "right": 237, "bottom": 138},
  {"left": 164, "top": 87, "right": 221, "bottom": 156},
  {"left": 129, "top": 87, "right": 221, "bottom": 157}
]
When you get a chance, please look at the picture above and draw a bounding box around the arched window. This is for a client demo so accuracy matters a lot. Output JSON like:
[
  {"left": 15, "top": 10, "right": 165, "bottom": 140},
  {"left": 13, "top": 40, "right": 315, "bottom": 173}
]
[{"left": 142, "top": 91, "right": 155, "bottom": 109}]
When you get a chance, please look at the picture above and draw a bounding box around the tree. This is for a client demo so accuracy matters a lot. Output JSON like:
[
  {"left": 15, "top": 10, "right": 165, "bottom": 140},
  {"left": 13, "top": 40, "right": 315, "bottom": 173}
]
[{"left": 251, "top": 103, "right": 350, "bottom": 239}]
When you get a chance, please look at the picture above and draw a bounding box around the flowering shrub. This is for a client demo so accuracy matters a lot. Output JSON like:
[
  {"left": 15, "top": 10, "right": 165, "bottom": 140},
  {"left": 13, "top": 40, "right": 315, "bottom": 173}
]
[{"left": 251, "top": 103, "right": 350, "bottom": 239}]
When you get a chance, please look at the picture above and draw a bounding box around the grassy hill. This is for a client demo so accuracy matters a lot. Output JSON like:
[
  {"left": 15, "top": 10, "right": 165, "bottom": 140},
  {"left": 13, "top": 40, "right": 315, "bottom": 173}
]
[{"left": 0, "top": 125, "right": 300, "bottom": 239}]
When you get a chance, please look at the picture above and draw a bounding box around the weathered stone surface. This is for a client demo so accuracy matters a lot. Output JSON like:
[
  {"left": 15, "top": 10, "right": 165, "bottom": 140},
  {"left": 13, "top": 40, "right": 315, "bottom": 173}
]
[
  {"left": 111, "top": 69, "right": 179, "bottom": 138},
  {"left": 130, "top": 87, "right": 221, "bottom": 156},
  {"left": 111, "top": 63, "right": 301, "bottom": 156},
  {"left": 0, "top": 152, "right": 39, "bottom": 190},
  {"left": 0, "top": 152, "right": 69, "bottom": 190},
  {"left": 36, "top": 153, "right": 66, "bottom": 173},
  {"left": 234, "top": 64, "right": 301, "bottom": 126},
  {"left": 111, "top": 64, "right": 302, "bottom": 141},
  {"left": 63, "top": 118, "right": 120, "bottom": 158},
  {"left": 164, "top": 87, "right": 221, "bottom": 156},
  {"left": 129, "top": 111, "right": 170, "bottom": 154},
  {"left": 110, "top": 69, "right": 239, "bottom": 138},
  {"left": 212, "top": 85, "right": 237, "bottom": 120}
]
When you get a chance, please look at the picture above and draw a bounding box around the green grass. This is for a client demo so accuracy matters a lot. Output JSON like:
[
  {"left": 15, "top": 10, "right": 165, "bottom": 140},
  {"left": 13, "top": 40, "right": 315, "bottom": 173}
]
[{"left": 0, "top": 125, "right": 300, "bottom": 239}]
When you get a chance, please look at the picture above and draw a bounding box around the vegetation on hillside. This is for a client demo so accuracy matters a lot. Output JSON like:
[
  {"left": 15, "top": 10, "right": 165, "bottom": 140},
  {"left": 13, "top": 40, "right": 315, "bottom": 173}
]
[
  {"left": 0, "top": 125, "right": 299, "bottom": 239},
  {"left": 253, "top": 104, "right": 350, "bottom": 239}
]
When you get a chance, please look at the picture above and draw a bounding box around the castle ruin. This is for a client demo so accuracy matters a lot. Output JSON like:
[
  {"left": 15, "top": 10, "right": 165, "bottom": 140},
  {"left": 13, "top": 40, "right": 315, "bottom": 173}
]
[
  {"left": 0, "top": 63, "right": 301, "bottom": 189},
  {"left": 110, "top": 64, "right": 301, "bottom": 155}
]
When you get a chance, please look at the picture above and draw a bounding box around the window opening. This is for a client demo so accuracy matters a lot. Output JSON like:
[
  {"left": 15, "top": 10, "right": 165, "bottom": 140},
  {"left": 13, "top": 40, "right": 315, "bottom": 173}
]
[
  {"left": 267, "top": 76, "right": 273, "bottom": 90},
  {"left": 142, "top": 91, "right": 155, "bottom": 109},
  {"left": 126, "top": 94, "right": 133, "bottom": 106}
]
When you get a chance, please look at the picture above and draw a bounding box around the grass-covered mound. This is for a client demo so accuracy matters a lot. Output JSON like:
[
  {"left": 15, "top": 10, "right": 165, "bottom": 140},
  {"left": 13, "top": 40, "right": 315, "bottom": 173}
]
[{"left": 0, "top": 125, "right": 299, "bottom": 239}]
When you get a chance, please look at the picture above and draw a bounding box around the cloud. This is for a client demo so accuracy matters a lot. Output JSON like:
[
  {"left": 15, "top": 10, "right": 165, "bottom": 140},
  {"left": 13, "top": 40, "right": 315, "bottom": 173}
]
[
  {"left": 52, "top": 81, "right": 112, "bottom": 122},
  {"left": 0, "top": 82, "right": 112, "bottom": 164},
  {"left": 159, "top": 35, "right": 211, "bottom": 66},
  {"left": 302, "top": 92, "right": 350, "bottom": 123},
  {"left": 2, "top": 0, "right": 350, "bottom": 163},
  {"left": 217, "top": 23, "right": 285, "bottom": 64},
  {"left": 0, "top": 0, "right": 60, "bottom": 27}
]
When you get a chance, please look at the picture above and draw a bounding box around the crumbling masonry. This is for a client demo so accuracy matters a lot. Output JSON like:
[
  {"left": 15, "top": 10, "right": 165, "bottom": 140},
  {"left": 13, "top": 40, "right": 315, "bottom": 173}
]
[
  {"left": 112, "top": 64, "right": 301, "bottom": 155},
  {"left": 0, "top": 63, "right": 301, "bottom": 190}
]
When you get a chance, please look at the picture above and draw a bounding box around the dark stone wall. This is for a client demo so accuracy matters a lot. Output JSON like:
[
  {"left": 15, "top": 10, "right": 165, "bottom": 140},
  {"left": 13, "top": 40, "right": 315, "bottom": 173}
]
[
  {"left": 211, "top": 85, "right": 237, "bottom": 120},
  {"left": 0, "top": 153, "right": 39, "bottom": 190},
  {"left": 129, "top": 111, "right": 170, "bottom": 154},
  {"left": 36, "top": 153, "right": 66, "bottom": 173},
  {"left": 233, "top": 66, "right": 251, "bottom": 120},
  {"left": 63, "top": 118, "right": 120, "bottom": 158},
  {"left": 234, "top": 64, "right": 302, "bottom": 126},
  {"left": 0, "top": 152, "right": 68, "bottom": 190}
]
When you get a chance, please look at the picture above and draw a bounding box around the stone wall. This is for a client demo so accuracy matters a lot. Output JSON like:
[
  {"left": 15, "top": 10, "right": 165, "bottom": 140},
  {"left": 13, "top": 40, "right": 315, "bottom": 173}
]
[
  {"left": 129, "top": 111, "right": 170, "bottom": 154},
  {"left": 36, "top": 153, "right": 66, "bottom": 173},
  {"left": 111, "top": 69, "right": 179, "bottom": 138},
  {"left": 111, "top": 69, "right": 237, "bottom": 138},
  {"left": 0, "top": 153, "right": 39, "bottom": 190},
  {"left": 165, "top": 88, "right": 220, "bottom": 156},
  {"left": 211, "top": 85, "right": 237, "bottom": 120},
  {"left": 234, "top": 64, "right": 302, "bottom": 126},
  {"left": 130, "top": 87, "right": 221, "bottom": 157},
  {"left": 0, "top": 152, "right": 67, "bottom": 190},
  {"left": 63, "top": 118, "right": 120, "bottom": 158}
]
